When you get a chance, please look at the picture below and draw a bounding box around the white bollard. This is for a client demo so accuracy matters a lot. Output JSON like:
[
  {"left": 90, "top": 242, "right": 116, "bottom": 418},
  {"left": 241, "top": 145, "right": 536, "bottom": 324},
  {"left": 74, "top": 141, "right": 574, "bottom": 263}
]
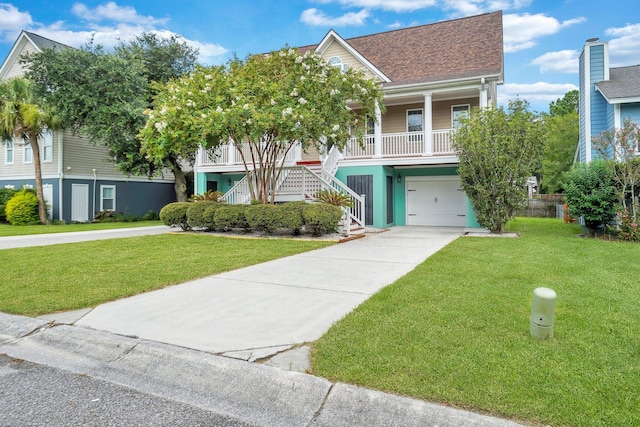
[{"left": 530, "top": 287, "right": 557, "bottom": 339}]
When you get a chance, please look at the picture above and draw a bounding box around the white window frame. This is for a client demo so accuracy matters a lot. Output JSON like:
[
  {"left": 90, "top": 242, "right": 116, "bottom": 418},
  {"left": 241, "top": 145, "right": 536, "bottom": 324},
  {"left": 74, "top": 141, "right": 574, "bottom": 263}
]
[
  {"left": 23, "top": 143, "right": 32, "bottom": 164},
  {"left": 452, "top": 104, "right": 470, "bottom": 129},
  {"left": 100, "top": 185, "right": 116, "bottom": 211},
  {"left": 5, "top": 140, "right": 14, "bottom": 164},
  {"left": 42, "top": 131, "right": 53, "bottom": 162},
  {"left": 327, "top": 56, "right": 348, "bottom": 72},
  {"left": 407, "top": 109, "right": 424, "bottom": 142}
]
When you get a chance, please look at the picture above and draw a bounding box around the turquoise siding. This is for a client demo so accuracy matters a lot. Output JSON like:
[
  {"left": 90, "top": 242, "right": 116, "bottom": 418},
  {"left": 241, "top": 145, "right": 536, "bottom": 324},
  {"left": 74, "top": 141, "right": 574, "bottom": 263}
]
[
  {"left": 334, "top": 165, "right": 390, "bottom": 228},
  {"left": 196, "top": 173, "right": 245, "bottom": 195},
  {"left": 335, "top": 165, "right": 481, "bottom": 229}
]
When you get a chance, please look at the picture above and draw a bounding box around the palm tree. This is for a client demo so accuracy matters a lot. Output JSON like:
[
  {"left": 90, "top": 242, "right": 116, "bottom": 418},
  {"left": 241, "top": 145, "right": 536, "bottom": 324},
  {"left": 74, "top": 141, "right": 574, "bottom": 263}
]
[{"left": 0, "top": 77, "right": 62, "bottom": 224}]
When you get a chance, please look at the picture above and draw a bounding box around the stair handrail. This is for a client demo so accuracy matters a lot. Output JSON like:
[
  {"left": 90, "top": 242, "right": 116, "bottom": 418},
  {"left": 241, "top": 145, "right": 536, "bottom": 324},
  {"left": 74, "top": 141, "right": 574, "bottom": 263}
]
[
  {"left": 299, "top": 166, "right": 365, "bottom": 233},
  {"left": 322, "top": 144, "right": 342, "bottom": 176}
]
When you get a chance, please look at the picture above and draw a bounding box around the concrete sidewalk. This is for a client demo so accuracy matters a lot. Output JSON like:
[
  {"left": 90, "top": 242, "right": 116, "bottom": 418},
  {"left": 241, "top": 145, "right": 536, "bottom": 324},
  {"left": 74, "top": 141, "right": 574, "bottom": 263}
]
[
  {"left": 0, "top": 225, "right": 172, "bottom": 249},
  {"left": 0, "top": 313, "right": 523, "bottom": 426}
]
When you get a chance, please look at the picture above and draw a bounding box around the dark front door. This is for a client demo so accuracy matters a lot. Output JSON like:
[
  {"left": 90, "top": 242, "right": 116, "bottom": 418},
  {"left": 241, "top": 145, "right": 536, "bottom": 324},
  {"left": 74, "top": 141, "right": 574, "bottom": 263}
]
[{"left": 347, "top": 175, "right": 374, "bottom": 225}]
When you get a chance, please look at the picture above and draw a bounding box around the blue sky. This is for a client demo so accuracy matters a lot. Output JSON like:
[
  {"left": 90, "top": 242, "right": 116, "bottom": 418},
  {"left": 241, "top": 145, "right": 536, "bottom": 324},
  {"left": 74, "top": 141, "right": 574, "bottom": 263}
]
[{"left": 1, "top": 1, "right": 639, "bottom": 113}]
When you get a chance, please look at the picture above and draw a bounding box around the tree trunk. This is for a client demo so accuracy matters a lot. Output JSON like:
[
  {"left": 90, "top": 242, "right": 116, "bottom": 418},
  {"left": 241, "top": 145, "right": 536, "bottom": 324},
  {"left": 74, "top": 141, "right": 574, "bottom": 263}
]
[
  {"left": 170, "top": 160, "right": 189, "bottom": 202},
  {"left": 29, "top": 132, "right": 47, "bottom": 224}
]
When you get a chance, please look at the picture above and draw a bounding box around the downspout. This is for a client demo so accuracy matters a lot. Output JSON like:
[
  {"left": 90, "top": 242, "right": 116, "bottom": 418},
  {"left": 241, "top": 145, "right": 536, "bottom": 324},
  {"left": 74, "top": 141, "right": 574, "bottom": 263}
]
[
  {"left": 57, "top": 130, "right": 64, "bottom": 221},
  {"left": 92, "top": 168, "right": 97, "bottom": 217}
]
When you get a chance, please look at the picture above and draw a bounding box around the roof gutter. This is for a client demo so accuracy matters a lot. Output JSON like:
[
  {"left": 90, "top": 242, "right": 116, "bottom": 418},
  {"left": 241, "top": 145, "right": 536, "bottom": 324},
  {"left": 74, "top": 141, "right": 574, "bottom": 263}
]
[{"left": 382, "top": 73, "right": 503, "bottom": 95}]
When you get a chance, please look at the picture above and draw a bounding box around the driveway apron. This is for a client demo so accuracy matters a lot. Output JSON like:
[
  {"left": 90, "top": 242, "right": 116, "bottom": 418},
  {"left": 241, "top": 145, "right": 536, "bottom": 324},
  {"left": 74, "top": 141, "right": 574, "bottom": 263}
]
[{"left": 75, "top": 227, "right": 462, "bottom": 361}]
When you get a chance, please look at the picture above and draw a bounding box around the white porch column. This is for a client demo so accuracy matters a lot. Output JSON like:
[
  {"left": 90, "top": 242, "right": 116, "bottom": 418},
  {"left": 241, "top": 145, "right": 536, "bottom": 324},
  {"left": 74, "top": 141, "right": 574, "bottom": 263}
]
[
  {"left": 479, "top": 78, "right": 488, "bottom": 109},
  {"left": 228, "top": 139, "right": 235, "bottom": 165},
  {"left": 294, "top": 140, "right": 303, "bottom": 162},
  {"left": 423, "top": 93, "right": 433, "bottom": 156},
  {"left": 374, "top": 101, "right": 382, "bottom": 158}
]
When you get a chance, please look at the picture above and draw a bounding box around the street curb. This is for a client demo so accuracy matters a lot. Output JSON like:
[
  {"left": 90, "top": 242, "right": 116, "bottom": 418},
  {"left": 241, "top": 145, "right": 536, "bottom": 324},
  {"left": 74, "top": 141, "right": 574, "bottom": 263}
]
[{"left": 0, "top": 312, "right": 525, "bottom": 426}]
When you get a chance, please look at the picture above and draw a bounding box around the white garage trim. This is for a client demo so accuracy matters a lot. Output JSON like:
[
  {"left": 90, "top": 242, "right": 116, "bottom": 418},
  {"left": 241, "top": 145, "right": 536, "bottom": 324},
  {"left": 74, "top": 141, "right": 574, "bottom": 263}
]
[{"left": 405, "top": 176, "right": 466, "bottom": 226}]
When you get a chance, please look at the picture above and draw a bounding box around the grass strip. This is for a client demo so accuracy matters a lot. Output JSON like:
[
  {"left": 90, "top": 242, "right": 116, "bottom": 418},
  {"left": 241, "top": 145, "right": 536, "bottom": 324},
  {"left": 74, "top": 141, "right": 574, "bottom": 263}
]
[
  {"left": 312, "top": 218, "right": 640, "bottom": 427},
  {"left": 0, "top": 221, "right": 163, "bottom": 237},
  {"left": 0, "top": 234, "right": 332, "bottom": 316}
]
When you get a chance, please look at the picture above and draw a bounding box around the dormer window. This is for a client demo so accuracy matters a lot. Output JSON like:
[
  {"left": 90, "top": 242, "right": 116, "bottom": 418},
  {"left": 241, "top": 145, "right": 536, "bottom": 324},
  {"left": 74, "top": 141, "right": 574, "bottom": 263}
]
[{"left": 328, "top": 56, "right": 349, "bottom": 72}]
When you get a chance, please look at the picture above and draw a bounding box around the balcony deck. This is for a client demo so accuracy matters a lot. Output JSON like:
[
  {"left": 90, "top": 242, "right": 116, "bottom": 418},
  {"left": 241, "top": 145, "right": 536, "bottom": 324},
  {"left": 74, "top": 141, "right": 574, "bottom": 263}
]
[{"left": 197, "top": 130, "right": 457, "bottom": 169}]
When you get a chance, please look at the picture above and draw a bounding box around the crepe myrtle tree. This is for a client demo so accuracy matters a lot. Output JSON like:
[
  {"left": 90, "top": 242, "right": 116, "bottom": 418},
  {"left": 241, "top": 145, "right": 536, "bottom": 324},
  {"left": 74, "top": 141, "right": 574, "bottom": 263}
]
[
  {"left": 453, "top": 100, "right": 546, "bottom": 233},
  {"left": 140, "top": 48, "right": 384, "bottom": 203},
  {"left": 593, "top": 118, "right": 640, "bottom": 225}
]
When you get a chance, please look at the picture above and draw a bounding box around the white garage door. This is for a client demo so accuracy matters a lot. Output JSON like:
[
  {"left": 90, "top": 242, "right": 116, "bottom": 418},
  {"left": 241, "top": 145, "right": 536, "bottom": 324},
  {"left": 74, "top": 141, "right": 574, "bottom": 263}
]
[{"left": 406, "top": 177, "right": 466, "bottom": 226}]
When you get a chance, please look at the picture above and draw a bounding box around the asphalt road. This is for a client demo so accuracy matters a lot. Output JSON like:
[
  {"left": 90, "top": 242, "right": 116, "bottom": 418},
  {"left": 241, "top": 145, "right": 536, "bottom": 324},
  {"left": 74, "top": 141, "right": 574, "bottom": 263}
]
[{"left": 0, "top": 355, "right": 254, "bottom": 427}]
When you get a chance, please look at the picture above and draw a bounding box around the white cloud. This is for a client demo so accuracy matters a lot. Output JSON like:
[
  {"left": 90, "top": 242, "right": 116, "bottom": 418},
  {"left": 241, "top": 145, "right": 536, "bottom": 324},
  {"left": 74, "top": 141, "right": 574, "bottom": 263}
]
[
  {"left": 308, "top": 0, "right": 529, "bottom": 15},
  {"left": 71, "top": 2, "right": 168, "bottom": 26},
  {"left": 531, "top": 50, "right": 579, "bottom": 74},
  {"left": 503, "top": 13, "right": 585, "bottom": 53},
  {"left": 0, "top": 3, "right": 33, "bottom": 41},
  {"left": 605, "top": 23, "right": 640, "bottom": 67},
  {"left": 499, "top": 82, "right": 579, "bottom": 109},
  {"left": 0, "top": 2, "right": 228, "bottom": 64},
  {"left": 300, "top": 8, "right": 370, "bottom": 26}
]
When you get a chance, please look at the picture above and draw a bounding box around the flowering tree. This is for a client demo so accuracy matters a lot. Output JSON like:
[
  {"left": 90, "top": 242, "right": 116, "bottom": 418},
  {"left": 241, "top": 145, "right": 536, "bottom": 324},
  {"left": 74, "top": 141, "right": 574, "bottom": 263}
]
[
  {"left": 139, "top": 48, "right": 384, "bottom": 203},
  {"left": 593, "top": 117, "right": 640, "bottom": 235}
]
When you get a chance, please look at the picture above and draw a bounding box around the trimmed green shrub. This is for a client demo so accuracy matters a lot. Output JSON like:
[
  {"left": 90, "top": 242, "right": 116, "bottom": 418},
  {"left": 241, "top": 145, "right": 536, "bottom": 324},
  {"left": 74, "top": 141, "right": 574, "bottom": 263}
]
[
  {"left": 187, "top": 201, "right": 219, "bottom": 229},
  {"left": 202, "top": 204, "right": 223, "bottom": 230},
  {"left": 281, "top": 201, "right": 308, "bottom": 235},
  {"left": 245, "top": 203, "right": 284, "bottom": 234},
  {"left": 5, "top": 189, "right": 40, "bottom": 225},
  {"left": 0, "top": 205, "right": 5, "bottom": 222},
  {"left": 303, "top": 203, "right": 343, "bottom": 236},
  {"left": 159, "top": 202, "right": 191, "bottom": 231},
  {"left": 214, "top": 205, "right": 249, "bottom": 231}
]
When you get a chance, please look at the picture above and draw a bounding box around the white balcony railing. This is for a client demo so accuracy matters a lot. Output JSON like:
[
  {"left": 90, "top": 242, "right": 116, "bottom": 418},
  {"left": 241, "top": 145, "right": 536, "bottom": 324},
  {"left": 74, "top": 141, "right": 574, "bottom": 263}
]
[
  {"left": 345, "top": 129, "right": 455, "bottom": 160},
  {"left": 198, "top": 130, "right": 456, "bottom": 167}
]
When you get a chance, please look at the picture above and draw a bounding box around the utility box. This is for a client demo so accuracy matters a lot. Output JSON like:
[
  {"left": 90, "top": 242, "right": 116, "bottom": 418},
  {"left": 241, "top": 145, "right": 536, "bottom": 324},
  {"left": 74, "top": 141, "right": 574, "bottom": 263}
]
[{"left": 530, "top": 287, "right": 557, "bottom": 339}]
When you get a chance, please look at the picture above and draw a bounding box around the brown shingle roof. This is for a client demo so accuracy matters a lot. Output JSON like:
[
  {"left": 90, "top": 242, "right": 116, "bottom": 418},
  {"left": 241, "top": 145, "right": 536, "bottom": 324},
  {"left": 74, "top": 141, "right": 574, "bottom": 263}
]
[{"left": 299, "top": 11, "right": 503, "bottom": 87}]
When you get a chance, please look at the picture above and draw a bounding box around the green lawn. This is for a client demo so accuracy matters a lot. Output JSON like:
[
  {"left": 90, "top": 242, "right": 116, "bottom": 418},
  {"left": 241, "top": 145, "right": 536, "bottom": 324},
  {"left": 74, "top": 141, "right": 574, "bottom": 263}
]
[
  {"left": 312, "top": 218, "right": 639, "bottom": 427},
  {"left": 0, "top": 234, "right": 332, "bottom": 316},
  {"left": 0, "top": 220, "right": 163, "bottom": 237}
]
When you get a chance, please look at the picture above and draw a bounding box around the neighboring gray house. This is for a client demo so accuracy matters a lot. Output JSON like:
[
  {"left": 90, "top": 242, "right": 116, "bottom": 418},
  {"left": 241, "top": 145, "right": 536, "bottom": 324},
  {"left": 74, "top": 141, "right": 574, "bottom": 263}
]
[
  {"left": 0, "top": 31, "right": 175, "bottom": 222},
  {"left": 578, "top": 38, "right": 640, "bottom": 163}
]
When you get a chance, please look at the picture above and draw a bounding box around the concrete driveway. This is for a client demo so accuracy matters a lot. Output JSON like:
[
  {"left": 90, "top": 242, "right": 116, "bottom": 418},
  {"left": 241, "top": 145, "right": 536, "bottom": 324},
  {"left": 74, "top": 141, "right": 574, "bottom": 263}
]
[{"left": 70, "top": 226, "right": 462, "bottom": 361}]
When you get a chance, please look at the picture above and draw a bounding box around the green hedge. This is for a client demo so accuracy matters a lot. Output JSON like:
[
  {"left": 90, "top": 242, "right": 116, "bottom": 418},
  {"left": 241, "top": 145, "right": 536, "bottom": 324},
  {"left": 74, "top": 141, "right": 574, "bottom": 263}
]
[
  {"left": 214, "top": 205, "right": 249, "bottom": 231},
  {"left": 245, "top": 204, "right": 284, "bottom": 234},
  {"left": 280, "top": 201, "right": 307, "bottom": 235},
  {"left": 303, "top": 203, "right": 343, "bottom": 236},
  {"left": 202, "top": 204, "right": 223, "bottom": 230},
  {"left": 159, "top": 202, "right": 191, "bottom": 231},
  {"left": 158, "top": 200, "right": 342, "bottom": 236},
  {"left": 187, "top": 201, "right": 220, "bottom": 230}
]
